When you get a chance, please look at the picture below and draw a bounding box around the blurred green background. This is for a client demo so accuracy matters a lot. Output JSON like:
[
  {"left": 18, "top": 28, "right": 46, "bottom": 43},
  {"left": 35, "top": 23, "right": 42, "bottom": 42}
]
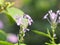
[{"left": 1, "top": 0, "right": 60, "bottom": 45}]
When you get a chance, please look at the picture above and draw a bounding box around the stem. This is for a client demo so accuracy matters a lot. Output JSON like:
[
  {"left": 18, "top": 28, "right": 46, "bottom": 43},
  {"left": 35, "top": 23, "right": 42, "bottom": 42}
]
[
  {"left": 47, "top": 18, "right": 51, "bottom": 24},
  {"left": 51, "top": 24, "right": 56, "bottom": 44},
  {"left": 18, "top": 26, "right": 24, "bottom": 45},
  {"left": 51, "top": 31, "right": 55, "bottom": 44}
]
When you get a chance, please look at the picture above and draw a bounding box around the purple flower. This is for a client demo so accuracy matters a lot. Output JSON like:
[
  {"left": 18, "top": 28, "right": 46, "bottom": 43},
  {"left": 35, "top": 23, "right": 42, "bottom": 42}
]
[
  {"left": 43, "top": 10, "right": 60, "bottom": 24},
  {"left": 15, "top": 14, "right": 33, "bottom": 35},
  {"left": 0, "top": 20, "right": 4, "bottom": 29},
  {"left": 15, "top": 15, "right": 23, "bottom": 26},
  {"left": 7, "top": 34, "right": 18, "bottom": 43},
  {"left": 22, "top": 28, "right": 30, "bottom": 36},
  {"left": 24, "top": 14, "right": 33, "bottom": 25},
  {"left": 15, "top": 14, "right": 33, "bottom": 26},
  {"left": 49, "top": 10, "right": 58, "bottom": 23},
  {"left": 23, "top": 28, "right": 29, "bottom": 33}
]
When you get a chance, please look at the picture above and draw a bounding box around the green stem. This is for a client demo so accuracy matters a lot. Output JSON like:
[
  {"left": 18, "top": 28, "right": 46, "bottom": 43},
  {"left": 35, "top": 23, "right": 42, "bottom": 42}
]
[
  {"left": 51, "top": 25, "right": 56, "bottom": 44},
  {"left": 18, "top": 25, "right": 25, "bottom": 45}
]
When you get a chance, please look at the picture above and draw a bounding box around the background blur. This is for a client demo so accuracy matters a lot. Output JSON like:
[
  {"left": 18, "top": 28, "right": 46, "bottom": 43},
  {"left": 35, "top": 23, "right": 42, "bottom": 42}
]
[{"left": 1, "top": 0, "right": 60, "bottom": 45}]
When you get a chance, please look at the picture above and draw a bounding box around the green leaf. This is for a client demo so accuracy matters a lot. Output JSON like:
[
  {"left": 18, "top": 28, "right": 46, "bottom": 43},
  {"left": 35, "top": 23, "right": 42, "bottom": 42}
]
[
  {"left": 14, "top": 43, "right": 26, "bottom": 45},
  {"left": 14, "top": 43, "right": 18, "bottom": 45},
  {"left": 4, "top": 7, "right": 24, "bottom": 24},
  {"left": 0, "top": 30, "right": 6, "bottom": 41},
  {"left": 45, "top": 42, "right": 57, "bottom": 45},
  {"left": 32, "top": 30, "right": 50, "bottom": 38},
  {"left": 4, "top": 13, "right": 15, "bottom": 24},
  {"left": 6, "top": 7, "right": 24, "bottom": 16},
  {"left": 47, "top": 28, "right": 51, "bottom": 38},
  {"left": 0, "top": 41, "right": 13, "bottom": 45},
  {"left": 20, "top": 43, "right": 26, "bottom": 45},
  {"left": 0, "top": 30, "right": 6, "bottom": 35}
]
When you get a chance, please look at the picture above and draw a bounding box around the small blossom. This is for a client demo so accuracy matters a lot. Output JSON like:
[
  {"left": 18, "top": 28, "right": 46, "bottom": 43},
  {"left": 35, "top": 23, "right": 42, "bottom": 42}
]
[
  {"left": 48, "top": 10, "right": 52, "bottom": 14},
  {"left": 22, "top": 28, "right": 30, "bottom": 36},
  {"left": 24, "top": 14, "right": 32, "bottom": 19},
  {"left": 15, "top": 14, "right": 33, "bottom": 26},
  {"left": 16, "top": 18, "right": 22, "bottom": 26},
  {"left": 43, "top": 10, "right": 60, "bottom": 24},
  {"left": 26, "top": 29, "right": 30, "bottom": 31},
  {"left": 53, "top": 34, "right": 56, "bottom": 38},
  {"left": 15, "top": 15, "right": 23, "bottom": 26},
  {"left": 50, "top": 13, "right": 56, "bottom": 20},
  {"left": 43, "top": 14, "right": 48, "bottom": 19},
  {"left": 57, "top": 16, "right": 60, "bottom": 23},
  {"left": 57, "top": 10, "right": 60, "bottom": 15},
  {"left": 7, "top": 34, "right": 18, "bottom": 43},
  {"left": 48, "top": 10, "right": 58, "bottom": 23},
  {"left": 24, "top": 28, "right": 30, "bottom": 32},
  {"left": 22, "top": 28, "right": 30, "bottom": 33},
  {"left": 0, "top": 20, "right": 4, "bottom": 29},
  {"left": 50, "top": 12, "right": 57, "bottom": 22},
  {"left": 28, "top": 19, "right": 32, "bottom": 25},
  {"left": 24, "top": 14, "right": 33, "bottom": 25},
  {"left": 20, "top": 28, "right": 30, "bottom": 36}
]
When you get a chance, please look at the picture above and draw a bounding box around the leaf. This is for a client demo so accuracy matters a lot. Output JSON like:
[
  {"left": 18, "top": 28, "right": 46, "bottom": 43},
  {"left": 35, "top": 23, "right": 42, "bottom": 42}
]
[
  {"left": 6, "top": 7, "right": 24, "bottom": 16},
  {"left": 0, "top": 30, "right": 6, "bottom": 41},
  {"left": 45, "top": 42, "right": 56, "bottom": 45},
  {"left": 32, "top": 30, "right": 50, "bottom": 38},
  {"left": 4, "top": 13, "right": 15, "bottom": 24},
  {"left": 0, "top": 30, "right": 6, "bottom": 36},
  {"left": 20, "top": 43, "right": 26, "bottom": 45},
  {"left": 4, "top": 7, "right": 24, "bottom": 24},
  {"left": 14, "top": 43, "right": 18, "bottom": 45},
  {"left": 47, "top": 28, "right": 51, "bottom": 38},
  {"left": 0, "top": 41, "right": 13, "bottom": 45},
  {"left": 14, "top": 43, "right": 26, "bottom": 45}
]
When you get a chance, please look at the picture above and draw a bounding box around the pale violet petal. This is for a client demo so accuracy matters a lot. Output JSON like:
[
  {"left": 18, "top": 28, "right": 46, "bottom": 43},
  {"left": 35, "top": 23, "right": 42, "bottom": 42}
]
[{"left": 43, "top": 14, "right": 48, "bottom": 19}]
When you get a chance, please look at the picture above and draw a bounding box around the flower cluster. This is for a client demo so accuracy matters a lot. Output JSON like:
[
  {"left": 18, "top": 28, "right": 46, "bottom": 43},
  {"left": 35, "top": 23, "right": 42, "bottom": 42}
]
[
  {"left": 43, "top": 10, "right": 60, "bottom": 24},
  {"left": 15, "top": 14, "right": 33, "bottom": 36},
  {"left": 15, "top": 14, "right": 33, "bottom": 26}
]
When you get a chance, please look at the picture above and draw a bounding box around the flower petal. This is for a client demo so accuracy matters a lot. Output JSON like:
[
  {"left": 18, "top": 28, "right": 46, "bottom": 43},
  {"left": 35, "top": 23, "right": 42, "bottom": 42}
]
[{"left": 43, "top": 14, "right": 48, "bottom": 19}]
